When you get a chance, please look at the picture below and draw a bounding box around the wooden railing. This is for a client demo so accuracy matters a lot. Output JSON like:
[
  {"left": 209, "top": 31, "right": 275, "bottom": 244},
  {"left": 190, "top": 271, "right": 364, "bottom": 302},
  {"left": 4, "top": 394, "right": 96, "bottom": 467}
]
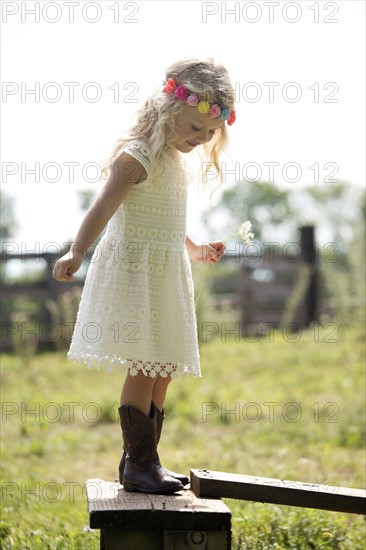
[{"left": 1, "top": 227, "right": 318, "bottom": 351}]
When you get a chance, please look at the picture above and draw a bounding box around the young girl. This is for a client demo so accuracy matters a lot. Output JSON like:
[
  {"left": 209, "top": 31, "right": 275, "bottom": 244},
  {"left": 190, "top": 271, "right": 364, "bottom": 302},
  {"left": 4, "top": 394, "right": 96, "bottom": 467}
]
[{"left": 53, "top": 58, "right": 236, "bottom": 494}]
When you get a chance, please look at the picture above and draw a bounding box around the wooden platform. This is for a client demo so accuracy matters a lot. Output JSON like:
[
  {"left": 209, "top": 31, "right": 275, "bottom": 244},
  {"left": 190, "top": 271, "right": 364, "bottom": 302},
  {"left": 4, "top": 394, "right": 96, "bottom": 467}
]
[
  {"left": 190, "top": 469, "right": 366, "bottom": 515},
  {"left": 86, "top": 479, "right": 231, "bottom": 549}
]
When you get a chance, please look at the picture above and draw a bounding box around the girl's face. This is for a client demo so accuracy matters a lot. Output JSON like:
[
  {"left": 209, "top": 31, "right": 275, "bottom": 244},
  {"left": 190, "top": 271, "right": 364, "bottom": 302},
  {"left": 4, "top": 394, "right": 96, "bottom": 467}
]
[{"left": 172, "top": 105, "right": 225, "bottom": 153}]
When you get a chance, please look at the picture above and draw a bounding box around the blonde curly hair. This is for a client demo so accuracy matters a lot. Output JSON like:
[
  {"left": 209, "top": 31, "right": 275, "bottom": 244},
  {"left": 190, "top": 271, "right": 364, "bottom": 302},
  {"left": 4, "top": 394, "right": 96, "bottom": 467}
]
[{"left": 100, "top": 58, "right": 235, "bottom": 186}]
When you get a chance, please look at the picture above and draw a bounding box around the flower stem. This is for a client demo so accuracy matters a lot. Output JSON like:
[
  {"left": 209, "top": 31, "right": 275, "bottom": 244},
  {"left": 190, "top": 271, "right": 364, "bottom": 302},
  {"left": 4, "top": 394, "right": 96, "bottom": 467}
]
[
  {"left": 194, "top": 222, "right": 253, "bottom": 310},
  {"left": 194, "top": 235, "right": 233, "bottom": 310},
  {"left": 195, "top": 263, "right": 210, "bottom": 309}
]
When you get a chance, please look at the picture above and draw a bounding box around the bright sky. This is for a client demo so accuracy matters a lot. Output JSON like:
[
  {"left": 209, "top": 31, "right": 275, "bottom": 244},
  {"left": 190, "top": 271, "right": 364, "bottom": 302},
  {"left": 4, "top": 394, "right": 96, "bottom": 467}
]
[{"left": 1, "top": 0, "right": 365, "bottom": 254}]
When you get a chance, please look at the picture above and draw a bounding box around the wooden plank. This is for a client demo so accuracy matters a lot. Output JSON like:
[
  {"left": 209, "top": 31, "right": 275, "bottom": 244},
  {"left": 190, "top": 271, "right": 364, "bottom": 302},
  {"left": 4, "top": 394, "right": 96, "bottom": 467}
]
[
  {"left": 86, "top": 479, "right": 231, "bottom": 531},
  {"left": 190, "top": 470, "right": 366, "bottom": 515}
]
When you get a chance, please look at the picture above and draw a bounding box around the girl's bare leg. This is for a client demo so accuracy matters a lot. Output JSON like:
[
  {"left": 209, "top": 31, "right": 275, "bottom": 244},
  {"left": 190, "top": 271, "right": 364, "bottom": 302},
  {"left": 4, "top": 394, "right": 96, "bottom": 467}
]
[
  {"left": 120, "top": 370, "right": 156, "bottom": 415},
  {"left": 151, "top": 375, "right": 172, "bottom": 411},
  {"left": 120, "top": 370, "right": 173, "bottom": 415}
]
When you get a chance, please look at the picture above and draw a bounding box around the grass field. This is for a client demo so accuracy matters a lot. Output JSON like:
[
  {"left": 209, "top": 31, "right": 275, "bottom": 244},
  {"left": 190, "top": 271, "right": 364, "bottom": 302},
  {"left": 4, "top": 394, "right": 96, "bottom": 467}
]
[{"left": 1, "top": 325, "right": 365, "bottom": 549}]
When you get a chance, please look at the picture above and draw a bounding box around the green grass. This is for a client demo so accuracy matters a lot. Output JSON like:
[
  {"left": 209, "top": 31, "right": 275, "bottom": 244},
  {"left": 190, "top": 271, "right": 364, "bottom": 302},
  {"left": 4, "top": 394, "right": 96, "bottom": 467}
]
[{"left": 1, "top": 325, "right": 365, "bottom": 549}]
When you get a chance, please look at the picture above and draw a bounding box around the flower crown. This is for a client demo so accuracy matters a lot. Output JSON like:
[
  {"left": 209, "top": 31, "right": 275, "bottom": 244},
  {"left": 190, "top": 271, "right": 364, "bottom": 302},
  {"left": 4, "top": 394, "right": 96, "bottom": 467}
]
[{"left": 164, "top": 78, "right": 236, "bottom": 126}]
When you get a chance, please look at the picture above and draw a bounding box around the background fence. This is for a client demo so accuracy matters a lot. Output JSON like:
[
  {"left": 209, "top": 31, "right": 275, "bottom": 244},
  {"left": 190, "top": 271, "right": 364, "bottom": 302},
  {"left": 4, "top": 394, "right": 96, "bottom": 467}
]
[{"left": 1, "top": 226, "right": 318, "bottom": 352}]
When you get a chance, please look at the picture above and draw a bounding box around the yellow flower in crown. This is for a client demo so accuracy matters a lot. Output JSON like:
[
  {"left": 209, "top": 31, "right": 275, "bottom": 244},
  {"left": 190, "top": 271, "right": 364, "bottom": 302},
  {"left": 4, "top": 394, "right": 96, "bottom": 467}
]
[{"left": 197, "top": 101, "right": 211, "bottom": 114}]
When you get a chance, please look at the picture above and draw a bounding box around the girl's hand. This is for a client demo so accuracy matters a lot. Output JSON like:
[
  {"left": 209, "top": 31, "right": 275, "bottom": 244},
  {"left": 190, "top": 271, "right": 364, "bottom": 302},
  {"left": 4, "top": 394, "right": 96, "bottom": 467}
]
[
  {"left": 52, "top": 251, "right": 83, "bottom": 282},
  {"left": 189, "top": 241, "right": 226, "bottom": 264}
]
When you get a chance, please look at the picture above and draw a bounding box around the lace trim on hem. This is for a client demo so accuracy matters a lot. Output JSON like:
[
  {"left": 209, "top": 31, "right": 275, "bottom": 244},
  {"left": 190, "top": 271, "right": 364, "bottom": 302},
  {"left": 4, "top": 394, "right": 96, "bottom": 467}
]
[{"left": 67, "top": 352, "right": 201, "bottom": 378}]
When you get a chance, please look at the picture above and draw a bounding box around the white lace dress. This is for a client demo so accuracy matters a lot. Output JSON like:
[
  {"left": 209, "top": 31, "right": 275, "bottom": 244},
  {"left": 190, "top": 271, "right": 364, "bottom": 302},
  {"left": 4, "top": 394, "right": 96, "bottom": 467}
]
[{"left": 67, "top": 139, "right": 201, "bottom": 378}]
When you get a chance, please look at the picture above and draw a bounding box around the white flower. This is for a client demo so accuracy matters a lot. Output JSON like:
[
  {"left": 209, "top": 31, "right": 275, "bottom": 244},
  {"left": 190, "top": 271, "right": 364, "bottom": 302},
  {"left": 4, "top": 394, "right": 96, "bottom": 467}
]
[
  {"left": 237, "top": 221, "right": 254, "bottom": 244},
  {"left": 195, "top": 220, "right": 254, "bottom": 309}
]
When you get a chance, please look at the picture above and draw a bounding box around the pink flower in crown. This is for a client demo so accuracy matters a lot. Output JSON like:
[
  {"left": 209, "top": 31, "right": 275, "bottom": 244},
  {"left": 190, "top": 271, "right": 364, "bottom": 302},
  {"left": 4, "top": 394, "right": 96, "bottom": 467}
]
[
  {"left": 208, "top": 103, "right": 221, "bottom": 119},
  {"left": 175, "top": 86, "right": 189, "bottom": 101},
  {"left": 186, "top": 93, "right": 199, "bottom": 106}
]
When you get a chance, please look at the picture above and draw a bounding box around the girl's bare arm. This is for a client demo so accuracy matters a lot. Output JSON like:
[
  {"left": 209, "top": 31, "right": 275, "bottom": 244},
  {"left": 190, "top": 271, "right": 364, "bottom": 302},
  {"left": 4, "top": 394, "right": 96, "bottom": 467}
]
[{"left": 52, "top": 153, "right": 146, "bottom": 281}]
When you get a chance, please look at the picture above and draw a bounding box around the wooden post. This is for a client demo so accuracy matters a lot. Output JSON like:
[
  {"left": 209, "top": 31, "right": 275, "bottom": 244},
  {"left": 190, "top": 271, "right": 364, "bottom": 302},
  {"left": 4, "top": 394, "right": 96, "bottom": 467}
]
[
  {"left": 299, "top": 225, "right": 317, "bottom": 325},
  {"left": 191, "top": 469, "right": 366, "bottom": 515},
  {"left": 86, "top": 479, "right": 231, "bottom": 550}
]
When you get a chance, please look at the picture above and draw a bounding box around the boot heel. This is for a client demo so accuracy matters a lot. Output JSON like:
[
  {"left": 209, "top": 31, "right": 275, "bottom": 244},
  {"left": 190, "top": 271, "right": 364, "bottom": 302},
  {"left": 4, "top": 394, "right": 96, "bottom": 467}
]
[
  {"left": 122, "top": 480, "right": 136, "bottom": 492},
  {"left": 118, "top": 454, "right": 125, "bottom": 485}
]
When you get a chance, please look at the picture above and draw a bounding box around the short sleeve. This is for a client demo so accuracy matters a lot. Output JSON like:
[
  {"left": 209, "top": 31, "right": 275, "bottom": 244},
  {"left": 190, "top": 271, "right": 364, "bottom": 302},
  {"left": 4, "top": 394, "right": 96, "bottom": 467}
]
[{"left": 117, "top": 139, "right": 151, "bottom": 176}]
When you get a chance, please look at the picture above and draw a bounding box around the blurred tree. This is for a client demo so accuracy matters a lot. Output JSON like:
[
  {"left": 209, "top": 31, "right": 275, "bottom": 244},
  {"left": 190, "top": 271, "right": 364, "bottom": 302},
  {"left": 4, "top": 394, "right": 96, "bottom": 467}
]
[
  {"left": 288, "top": 181, "right": 363, "bottom": 249},
  {"left": 202, "top": 179, "right": 364, "bottom": 327},
  {"left": 0, "top": 191, "right": 17, "bottom": 248},
  {"left": 202, "top": 180, "right": 295, "bottom": 243},
  {"left": 202, "top": 180, "right": 363, "bottom": 248}
]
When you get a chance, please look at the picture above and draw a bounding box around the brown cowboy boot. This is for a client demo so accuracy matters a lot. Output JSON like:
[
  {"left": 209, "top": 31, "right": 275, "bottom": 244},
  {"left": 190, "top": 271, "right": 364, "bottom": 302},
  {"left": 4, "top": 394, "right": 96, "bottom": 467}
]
[
  {"left": 118, "top": 403, "right": 189, "bottom": 486},
  {"left": 119, "top": 403, "right": 183, "bottom": 494}
]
